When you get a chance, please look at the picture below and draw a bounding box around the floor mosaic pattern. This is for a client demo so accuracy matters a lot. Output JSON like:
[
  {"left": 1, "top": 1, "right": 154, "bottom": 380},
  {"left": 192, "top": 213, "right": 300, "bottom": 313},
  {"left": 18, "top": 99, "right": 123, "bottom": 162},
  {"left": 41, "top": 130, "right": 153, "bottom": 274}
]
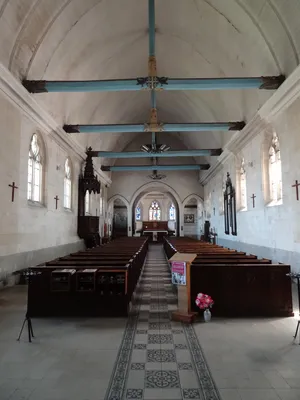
[{"left": 104, "top": 244, "right": 221, "bottom": 400}]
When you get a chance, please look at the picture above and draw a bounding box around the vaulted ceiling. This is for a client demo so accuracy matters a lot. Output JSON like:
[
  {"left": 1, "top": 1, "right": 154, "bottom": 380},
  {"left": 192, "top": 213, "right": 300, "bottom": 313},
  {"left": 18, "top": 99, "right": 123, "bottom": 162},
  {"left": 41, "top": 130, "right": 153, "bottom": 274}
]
[{"left": 1, "top": 0, "right": 300, "bottom": 163}]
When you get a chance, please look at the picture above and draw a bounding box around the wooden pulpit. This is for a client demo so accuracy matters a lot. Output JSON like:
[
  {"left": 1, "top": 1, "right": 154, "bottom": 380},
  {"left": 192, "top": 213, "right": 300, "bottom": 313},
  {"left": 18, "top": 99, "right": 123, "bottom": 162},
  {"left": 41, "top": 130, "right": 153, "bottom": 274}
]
[{"left": 169, "top": 252, "right": 197, "bottom": 323}]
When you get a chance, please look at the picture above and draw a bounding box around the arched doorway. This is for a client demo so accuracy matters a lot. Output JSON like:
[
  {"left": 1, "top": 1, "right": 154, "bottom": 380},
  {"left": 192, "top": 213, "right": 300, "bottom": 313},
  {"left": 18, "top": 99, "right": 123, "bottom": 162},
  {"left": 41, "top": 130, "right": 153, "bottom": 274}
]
[
  {"left": 112, "top": 198, "right": 128, "bottom": 238},
  {"left": 182, "top": 195, "right": 204, "bottom": 239}
]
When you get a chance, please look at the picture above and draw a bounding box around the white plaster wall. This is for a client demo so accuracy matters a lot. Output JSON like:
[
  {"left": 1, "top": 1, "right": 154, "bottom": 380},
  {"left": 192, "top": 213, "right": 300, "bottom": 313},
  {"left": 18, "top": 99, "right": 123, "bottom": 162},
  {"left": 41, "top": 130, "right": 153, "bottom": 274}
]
[
  {"left": 0, "top": 91, "right": 83, "bottom": 257},
  {"left": 203, "top": 96, "right": 300, "bottom": 272}
]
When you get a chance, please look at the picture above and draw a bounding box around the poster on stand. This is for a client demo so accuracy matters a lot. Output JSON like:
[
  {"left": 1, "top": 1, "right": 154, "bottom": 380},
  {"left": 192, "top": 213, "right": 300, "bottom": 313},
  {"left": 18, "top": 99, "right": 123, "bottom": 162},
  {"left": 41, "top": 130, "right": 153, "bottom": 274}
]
[{"left": 171, "top": 261, "right": 186, "bottom": 285}]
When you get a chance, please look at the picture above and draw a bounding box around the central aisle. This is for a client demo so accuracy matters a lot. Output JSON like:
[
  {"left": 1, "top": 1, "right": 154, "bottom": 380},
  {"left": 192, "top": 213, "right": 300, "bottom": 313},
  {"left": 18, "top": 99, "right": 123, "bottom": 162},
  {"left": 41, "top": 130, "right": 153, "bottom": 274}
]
[{"left": 105, "top": 244, "right": 221, "bottom": 400}]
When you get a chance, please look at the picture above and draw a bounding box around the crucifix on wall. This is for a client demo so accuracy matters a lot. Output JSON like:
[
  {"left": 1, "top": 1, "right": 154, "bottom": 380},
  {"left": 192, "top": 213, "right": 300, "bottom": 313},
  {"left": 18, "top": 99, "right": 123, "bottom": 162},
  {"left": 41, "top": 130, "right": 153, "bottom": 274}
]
[
  {"left": 8, "top": 181, "right": 18, "bottom": 202},
  {"left": 251, "top": 194, "right": 256, "bottom": 208},
  {"left": 292, "top": 180, "right": 300, "bottom": 201},
  {"left": 54, "top": 195, "right": 59, "bottom": 210}
]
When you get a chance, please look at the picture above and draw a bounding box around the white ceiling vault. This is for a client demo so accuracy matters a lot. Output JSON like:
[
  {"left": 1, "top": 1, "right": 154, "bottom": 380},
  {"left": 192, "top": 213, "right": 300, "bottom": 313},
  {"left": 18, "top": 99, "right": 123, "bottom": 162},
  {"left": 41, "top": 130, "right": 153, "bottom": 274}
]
[{"left": 1, "top": 0, "right": 300, "bottom": 163}]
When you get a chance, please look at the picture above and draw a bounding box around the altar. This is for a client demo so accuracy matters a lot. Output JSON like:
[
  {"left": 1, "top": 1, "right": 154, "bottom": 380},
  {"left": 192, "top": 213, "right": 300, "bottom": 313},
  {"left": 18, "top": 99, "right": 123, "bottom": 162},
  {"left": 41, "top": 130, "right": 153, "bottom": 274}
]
[
  {"left": 142, "top": 229, "right": 169, "bottom": 241},
  {"left": 140, "top": 221, "right": 174, "bottom": 242}
]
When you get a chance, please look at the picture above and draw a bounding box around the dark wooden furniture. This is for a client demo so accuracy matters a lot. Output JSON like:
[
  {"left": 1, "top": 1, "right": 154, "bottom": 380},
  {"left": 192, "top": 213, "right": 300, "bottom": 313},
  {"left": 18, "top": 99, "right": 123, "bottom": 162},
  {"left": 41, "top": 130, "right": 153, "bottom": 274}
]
[
  {"left": 27, "top": 237, "right": 148, "bottom": 317},
  {"left": 77, "top": 149, "right": 101, "bottom": 248},
  {"left": 164, "top": 237, "right": 293, "bottom": 317}
]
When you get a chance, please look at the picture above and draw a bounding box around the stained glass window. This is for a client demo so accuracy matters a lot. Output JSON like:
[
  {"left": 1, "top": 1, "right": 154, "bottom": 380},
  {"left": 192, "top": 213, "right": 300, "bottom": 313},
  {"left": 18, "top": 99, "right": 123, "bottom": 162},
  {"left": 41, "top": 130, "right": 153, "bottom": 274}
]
[
  {"left": 64, "top": 158, "right": 72, "bottom": 209},
  {"left": 169, "top": 203, "right": 176, "bottom": 220},
  {"left": 136, "top": 206, "right": 141, "bottom": 221},
  {"left": 149, "top": 200, "right": 161, "bottom": 221},
  {"left": 240, "top": 158, "right": 247, "bottom": 210},
  {"left": 27, "top": 134, "right": 43, "bottom": 202},
  {"left": 269, "top": 132, "right": 282, "bottom": 202}
]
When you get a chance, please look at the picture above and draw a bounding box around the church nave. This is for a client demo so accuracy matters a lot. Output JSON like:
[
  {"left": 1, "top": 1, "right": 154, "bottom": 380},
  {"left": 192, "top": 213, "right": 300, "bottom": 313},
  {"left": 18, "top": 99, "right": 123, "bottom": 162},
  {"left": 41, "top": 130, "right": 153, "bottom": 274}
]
[{"left": 0, "top": 244, "right": 299, "bottom": 400}]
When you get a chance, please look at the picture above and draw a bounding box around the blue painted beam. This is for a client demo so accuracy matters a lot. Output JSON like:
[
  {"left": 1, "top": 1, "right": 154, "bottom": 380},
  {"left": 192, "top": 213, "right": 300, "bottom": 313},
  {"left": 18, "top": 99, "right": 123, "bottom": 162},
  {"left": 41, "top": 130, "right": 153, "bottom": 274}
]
[
  {"left": 63, "top": 121, "right": 245, "bottom": 133},
  {"left": 149, "top": 0, "right": 155, "bottom": 57},
  {"left": 63, "top": 124, "right": 145, "bottom": 133},
  {"left": 91, "top": 149, "right": 222, "bottom": 158},
  {"left": 163, "top": 122, "right": 245, "bottom": 131},
  {"left": 165, "top": 77, "right": 285, "bottom": 90},
  {"left": 23, "top": 76, "right": 285, "bottom": 93},
  {"left": 101, "top": 164, "right": 209, "bottom": 172}
]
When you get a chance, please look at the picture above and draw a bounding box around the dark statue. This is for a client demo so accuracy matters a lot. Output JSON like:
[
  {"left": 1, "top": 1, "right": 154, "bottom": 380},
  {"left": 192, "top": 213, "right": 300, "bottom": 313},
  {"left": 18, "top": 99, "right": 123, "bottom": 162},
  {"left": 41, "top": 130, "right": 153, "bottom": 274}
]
[{"left": 224, "top": 173, "right": 237, "bottom": 235}]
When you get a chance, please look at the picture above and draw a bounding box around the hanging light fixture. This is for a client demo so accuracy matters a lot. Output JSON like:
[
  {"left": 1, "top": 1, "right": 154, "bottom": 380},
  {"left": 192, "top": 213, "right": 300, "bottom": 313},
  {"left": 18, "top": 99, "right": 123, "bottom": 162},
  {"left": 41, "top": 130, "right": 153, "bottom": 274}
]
[
  {"left": 148, "top": 170, "right": 166, "bottom": 180},
  {"left": 140, "top": 143, "right": 171, "bottom": 153}
]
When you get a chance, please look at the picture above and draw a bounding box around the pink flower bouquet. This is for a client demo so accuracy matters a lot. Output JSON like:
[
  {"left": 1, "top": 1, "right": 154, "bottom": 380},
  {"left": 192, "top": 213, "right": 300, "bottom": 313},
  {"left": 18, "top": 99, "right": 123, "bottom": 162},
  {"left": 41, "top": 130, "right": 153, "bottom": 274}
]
[{"left": 195, "top": 293, "right": 214, "bottom": 310}]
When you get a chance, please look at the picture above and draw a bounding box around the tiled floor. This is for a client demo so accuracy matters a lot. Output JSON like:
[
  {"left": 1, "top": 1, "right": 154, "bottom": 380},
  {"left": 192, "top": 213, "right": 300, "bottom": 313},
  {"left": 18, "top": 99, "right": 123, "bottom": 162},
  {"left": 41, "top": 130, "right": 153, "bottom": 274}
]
[
  {"left": 104, "top": 244, "right": 220, "bottom": 400},
  {"left": 0, "top": 244, "right": 300, "bottom": 400}
]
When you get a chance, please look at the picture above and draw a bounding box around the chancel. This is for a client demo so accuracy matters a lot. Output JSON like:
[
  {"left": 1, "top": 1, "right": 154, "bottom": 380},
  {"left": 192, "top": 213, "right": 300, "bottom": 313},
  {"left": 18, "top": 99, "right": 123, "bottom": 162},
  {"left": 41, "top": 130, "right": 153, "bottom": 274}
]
[{"left": 2, "top": 1, "right": 300, "bottom": 399}]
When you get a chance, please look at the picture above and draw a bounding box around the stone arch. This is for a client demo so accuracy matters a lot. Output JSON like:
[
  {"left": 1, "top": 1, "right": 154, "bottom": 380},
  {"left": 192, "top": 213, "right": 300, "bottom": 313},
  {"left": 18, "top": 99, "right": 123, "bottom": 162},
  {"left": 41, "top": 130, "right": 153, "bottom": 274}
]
[
  {"left": 107, "top": 194, "right": 130, "bottom": 236},
  {"left": 130, "top": 182, "right": 184, "bottom": 237},
  {"left": 182, "top": 194, "right": 204, "bottom": 240}
]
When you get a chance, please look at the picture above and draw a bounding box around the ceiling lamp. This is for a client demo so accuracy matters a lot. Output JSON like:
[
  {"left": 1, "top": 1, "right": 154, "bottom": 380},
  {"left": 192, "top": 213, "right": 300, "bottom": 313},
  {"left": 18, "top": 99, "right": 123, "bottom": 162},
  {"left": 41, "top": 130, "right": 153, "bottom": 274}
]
[
  {"left": 140, "top": 144, "right": 171, "bottom": 153},
  {"left": 148, "top": 170, "right": 166, "bottom": 180},
  {"left": 141, "top": 144, "right": 151, "bottom": 153}
]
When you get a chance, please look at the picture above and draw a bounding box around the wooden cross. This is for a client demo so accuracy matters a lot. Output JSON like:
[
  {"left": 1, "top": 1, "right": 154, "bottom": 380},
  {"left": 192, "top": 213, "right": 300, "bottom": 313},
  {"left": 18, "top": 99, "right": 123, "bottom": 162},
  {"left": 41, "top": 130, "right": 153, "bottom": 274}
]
[
  {"left": 54, "top": 195, "right": 59, "bottom": 209},
  {"left": 292, "top": 180, "right": 300, "bottom": 201},
  {"left": 8, "top": 181, "right": 18, "bottom": 202},
  {"left": 251, "top": 194, "right": 256, "bottom": 208}
]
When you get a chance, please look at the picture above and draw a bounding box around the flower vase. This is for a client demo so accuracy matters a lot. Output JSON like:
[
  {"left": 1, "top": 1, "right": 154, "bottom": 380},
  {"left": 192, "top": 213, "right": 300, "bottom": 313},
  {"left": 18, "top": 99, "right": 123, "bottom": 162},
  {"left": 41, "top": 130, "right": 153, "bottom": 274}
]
[{"left": 203, "top": 309, "right": 211, "bottom": 322}]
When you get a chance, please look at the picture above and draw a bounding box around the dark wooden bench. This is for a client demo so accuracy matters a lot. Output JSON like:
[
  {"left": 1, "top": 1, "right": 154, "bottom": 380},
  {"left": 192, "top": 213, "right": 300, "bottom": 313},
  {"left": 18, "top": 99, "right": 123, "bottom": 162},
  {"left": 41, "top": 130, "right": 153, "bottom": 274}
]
[
  {"left": 164, "top": 237, "right": 293, "bottom": 317},
  {"left": 28, "top": 237, "right": 148, "bottom": 317}
]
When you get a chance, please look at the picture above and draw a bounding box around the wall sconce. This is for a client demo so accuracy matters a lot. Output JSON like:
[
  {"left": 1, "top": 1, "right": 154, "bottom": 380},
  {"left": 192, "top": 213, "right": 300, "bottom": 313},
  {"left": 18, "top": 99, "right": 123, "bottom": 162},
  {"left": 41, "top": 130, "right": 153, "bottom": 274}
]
[
  {"left": 56, "top": 165, "right": 61, "bottom": 171},
  {"left": 248, "top": 161, "right": 254, "bottom": 168}
]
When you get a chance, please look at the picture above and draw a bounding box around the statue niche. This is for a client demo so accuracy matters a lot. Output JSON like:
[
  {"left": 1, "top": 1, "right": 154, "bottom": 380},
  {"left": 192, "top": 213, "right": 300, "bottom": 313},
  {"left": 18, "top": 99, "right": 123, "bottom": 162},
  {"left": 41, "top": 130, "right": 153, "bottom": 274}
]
[{"left": 224, "top": 173, "right": 237, "bottom": 236}]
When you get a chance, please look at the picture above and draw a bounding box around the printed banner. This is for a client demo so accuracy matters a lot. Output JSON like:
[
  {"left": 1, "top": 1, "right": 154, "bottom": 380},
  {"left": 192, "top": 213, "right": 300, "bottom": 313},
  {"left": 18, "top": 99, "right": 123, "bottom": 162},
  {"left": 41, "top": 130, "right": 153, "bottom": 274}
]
[{"left": 171, "top": 261, "right": 186, "bottom": 285}]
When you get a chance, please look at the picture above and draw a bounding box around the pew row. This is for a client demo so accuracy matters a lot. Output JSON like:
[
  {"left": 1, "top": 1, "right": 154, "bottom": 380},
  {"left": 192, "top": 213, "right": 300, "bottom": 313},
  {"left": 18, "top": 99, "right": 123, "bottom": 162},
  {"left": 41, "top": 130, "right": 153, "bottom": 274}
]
[
  {"left": 27, "top": 237, "right": 148, "bottom": 317},
  {"left": 164, "top": 237, "right": 293, "bottom": 317}
]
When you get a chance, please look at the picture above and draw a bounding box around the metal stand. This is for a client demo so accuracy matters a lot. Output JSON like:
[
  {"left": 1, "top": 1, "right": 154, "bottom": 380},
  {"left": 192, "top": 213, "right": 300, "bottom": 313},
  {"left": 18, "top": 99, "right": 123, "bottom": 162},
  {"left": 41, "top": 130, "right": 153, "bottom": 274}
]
[
  {"left": 287, "top": 273, "right": 300, "bottom": 344},
  {"left": 17, "top": 312, "right": 34, "bottom": 343},
  {"left": 17, "top": 268, "right": 36, "bottom": 343}
]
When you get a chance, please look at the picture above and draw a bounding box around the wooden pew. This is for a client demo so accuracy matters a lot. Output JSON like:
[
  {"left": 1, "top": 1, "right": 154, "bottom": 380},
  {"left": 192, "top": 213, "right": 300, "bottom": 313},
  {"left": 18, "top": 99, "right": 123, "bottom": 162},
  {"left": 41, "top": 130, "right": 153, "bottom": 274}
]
[
  {"left": 28, "top": 237, "right": 148, "bottom": 317},
  {"left": 164, "top": 237, "right": 293, "bottom": 317}
]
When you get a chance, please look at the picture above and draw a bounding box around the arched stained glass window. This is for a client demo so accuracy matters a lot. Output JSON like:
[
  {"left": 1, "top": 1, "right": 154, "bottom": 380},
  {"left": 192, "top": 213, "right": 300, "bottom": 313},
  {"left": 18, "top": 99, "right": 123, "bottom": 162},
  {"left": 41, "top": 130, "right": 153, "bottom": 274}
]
[
  {"left": 64, "top": 158, "right": 72, "bottom": 209},
  {"left": 240, "top": 158, "right": 247, "bottom": 210},
  {"left": 169, "top": 203, "right": 176, "bottom": 220},
  {"left": 149, "top": 200, "right": 161, "bottom": 221},
  {"left": 27, "top": 133, "right": 43, "bottom": 202},
  {"left": 135, "top": 206, "right": 141, "bottom": 221},
  {"left": 269, "top": 132, "right": 282, "bottom": 203}
]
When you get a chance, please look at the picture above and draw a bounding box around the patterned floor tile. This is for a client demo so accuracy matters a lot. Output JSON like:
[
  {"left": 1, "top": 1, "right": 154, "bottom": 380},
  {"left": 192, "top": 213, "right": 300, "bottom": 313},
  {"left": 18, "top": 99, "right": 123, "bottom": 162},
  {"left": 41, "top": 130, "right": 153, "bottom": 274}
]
[
  {"left": 104, "top": 245, "right": 221, "bottom": 400},
  {"left": 131, "top": 363, "right": 145, "bottom": 370},
  {"left": 150, "top": 303, "right": 168, "bottom": 310},
  {"left": 126, "top": 388, "right": 143, "bottom": 399},
  {"left": 145, "top": 370, "right": 180, "bottom": 388},
  {"left": 149, "top": 312, "right": 170, "bottom": 320},
  {"left": 175, "top": 344, "right": 188, "bottom": 349},
  {"left": 182, "top": 388, "right": 202, "bottom": 399},
  {"left": 133, "top": 344, "right": 147, "bottom": 350},
  {"left": 148, "top": 334, "right": 173, "bottom": 344},
  {"left": 136, "top": 329, "right": 148, "bottom": 334},
  {"left": 178, "top": 363, "right": 193, "bottom": 370},
  {"left": 147, "top": 349, "right": 176, "bottom": 363},
  {"left": 149, "top": 322, "right": 172, "bottom": 330}
]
